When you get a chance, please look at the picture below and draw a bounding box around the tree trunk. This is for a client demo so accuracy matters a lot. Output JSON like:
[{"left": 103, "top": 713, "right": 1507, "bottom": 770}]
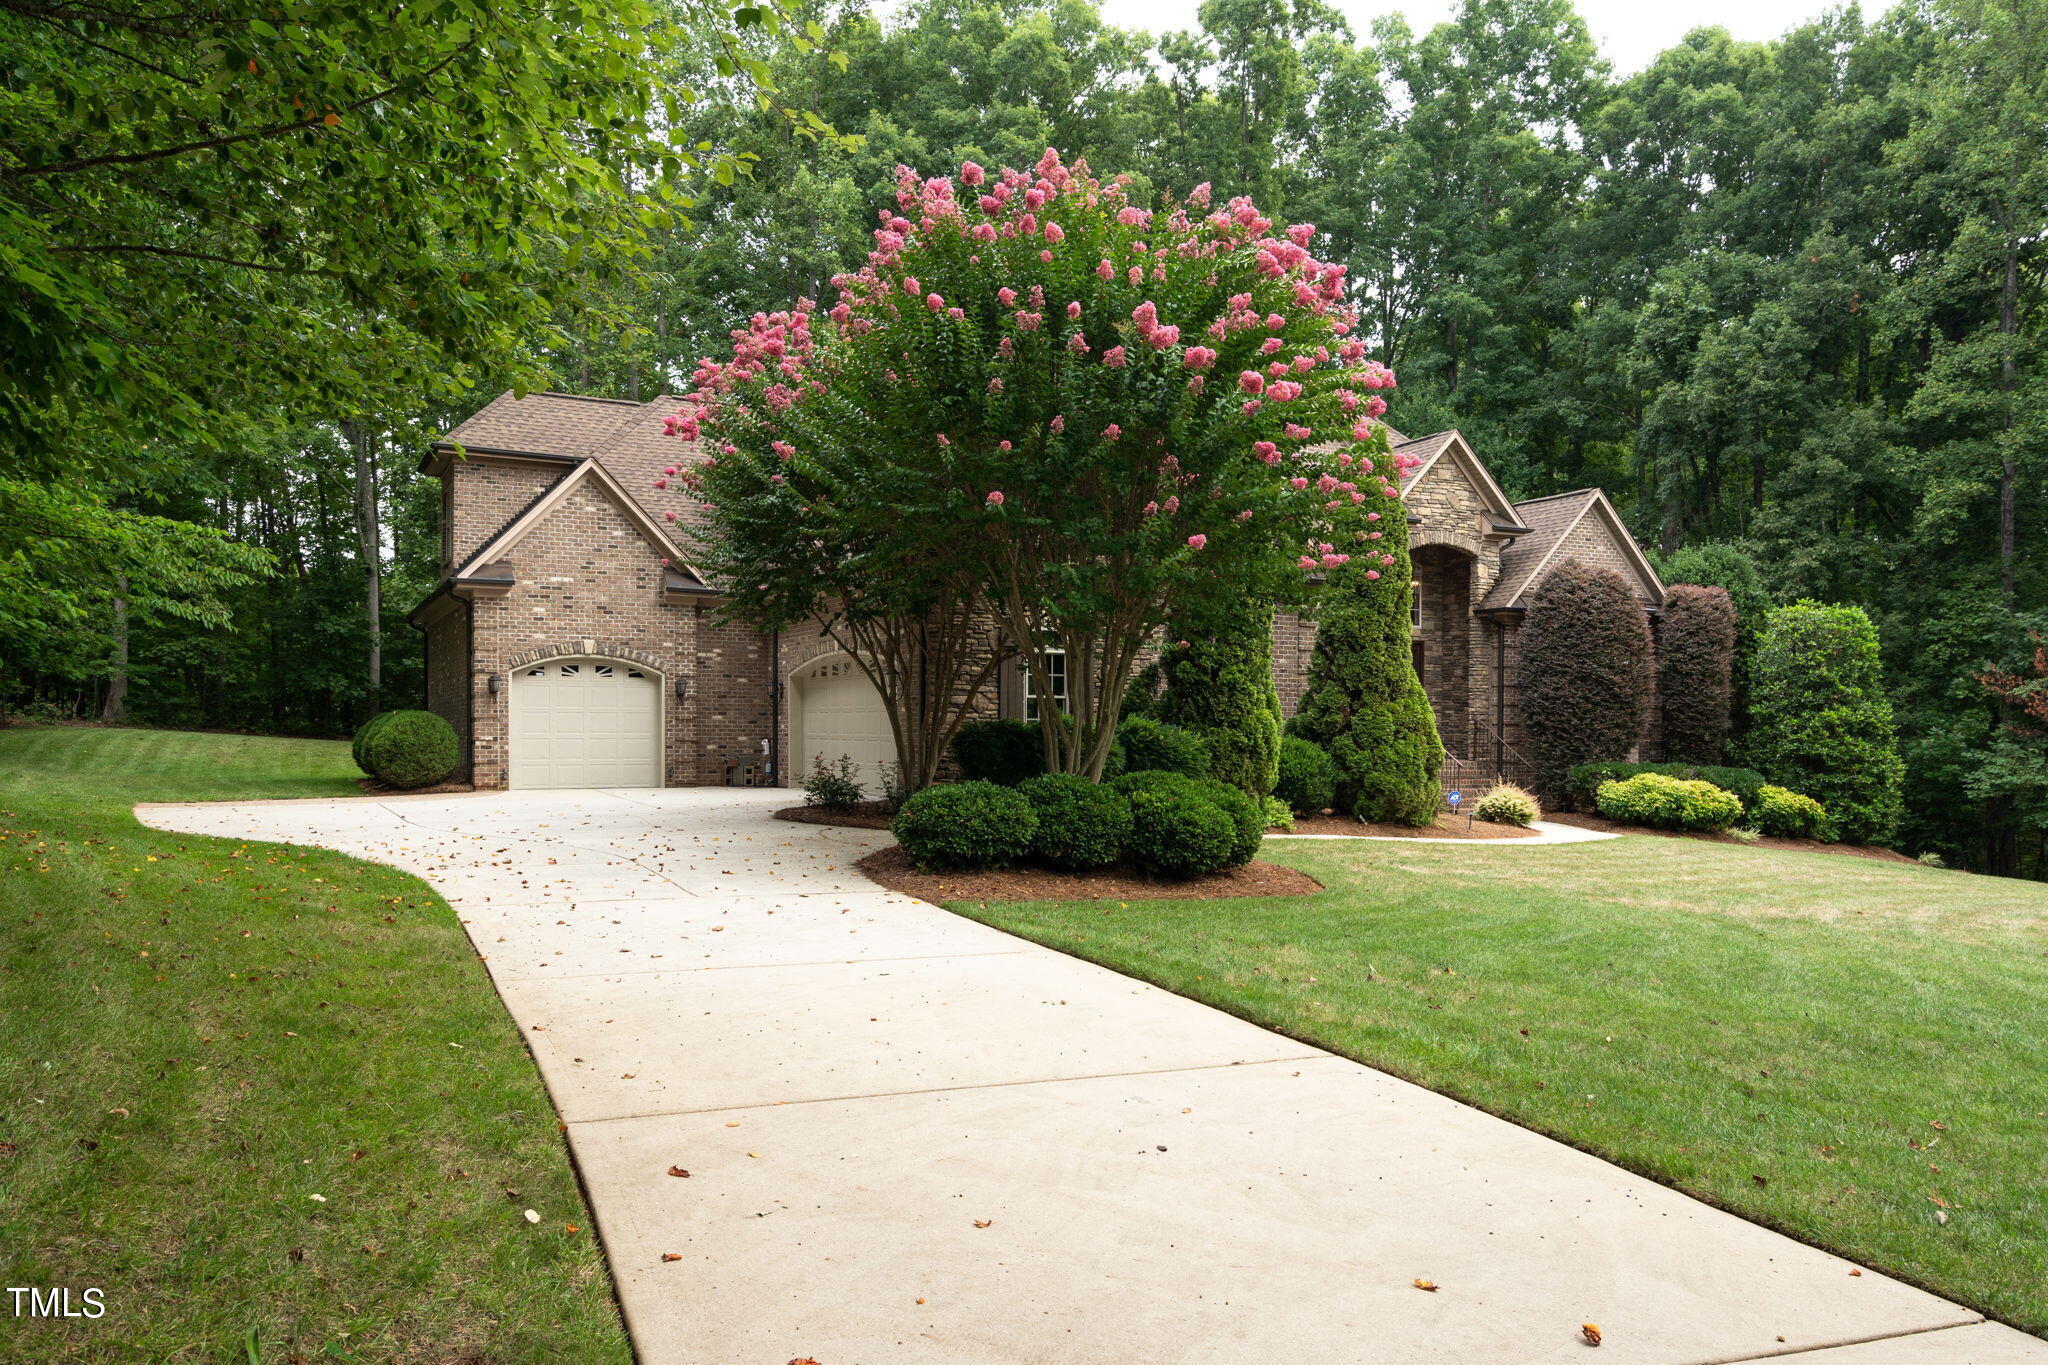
[
  {"left": 102, "top": 575, "right": 129, "bottom": 723},
  {"left": 1997, "top": 209, "right": 2018, "bottom": 606},
  {"left": 351, "top": 422, "right": 382, "bottom": 706}
]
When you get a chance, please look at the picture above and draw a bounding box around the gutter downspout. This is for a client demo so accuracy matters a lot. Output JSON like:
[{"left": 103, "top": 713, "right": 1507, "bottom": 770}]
[
  {"left": 1493, "top": 619, "right": 1506, "bottom": 779},
  {"left": 768, "top": 629, "right": 782, "bottom": 787}
]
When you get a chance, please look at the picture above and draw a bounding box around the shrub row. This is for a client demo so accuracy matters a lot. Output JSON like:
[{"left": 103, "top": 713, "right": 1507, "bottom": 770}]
[
  {"left": 950, "top": 715, "right": 1210, "bottom": 787},
  {"left": 1567, "top": 760, "right": 1766, "bottom": 810},
  {"left": 891, "top": 769, "right": 1263, "bottom": 879},
  {"left": 1595, "top": 773, "right": 1744, "bottom": 831}
]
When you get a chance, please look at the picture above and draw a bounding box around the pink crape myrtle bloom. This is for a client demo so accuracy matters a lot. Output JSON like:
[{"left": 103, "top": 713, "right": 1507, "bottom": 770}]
[
  {"left": 986, "top": 490, "right": 1005, "bottom": 505},
  {"left": 1238, "top": 371, "right": 1265, "bottom": 395},
  {"left": 1187, "top": 534, "right": 1207, "bottom": 549}
]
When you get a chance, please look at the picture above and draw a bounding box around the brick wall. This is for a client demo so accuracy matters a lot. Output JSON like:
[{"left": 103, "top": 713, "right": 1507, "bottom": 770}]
[
  {"left": 449, "top": 458, "right": 568, "bottom": 566},
  {"left": 421, "top": 603, "right": 471, "bottom": 774}
]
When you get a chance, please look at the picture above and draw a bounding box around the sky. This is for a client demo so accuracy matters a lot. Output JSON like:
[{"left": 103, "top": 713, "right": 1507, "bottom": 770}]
[{"left": 1089, "top": 0, "right": 1867, "bottom": 73}]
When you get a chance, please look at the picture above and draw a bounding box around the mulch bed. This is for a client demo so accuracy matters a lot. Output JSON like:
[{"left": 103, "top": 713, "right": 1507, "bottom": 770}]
[
  {"left": 1544, "top": 812, "right": 1916, "bottom": 863},
  {"left": 775, "top": 802, "right": 897, "bottom": 830},
  {"left": 355, "top": 777, "right": 475, "bottom": 796},
  {"left": 856, "top": 844, "right": 1323, "bottom": 902},
  {"left": 1284, "top": 811, "right": 1539, "bottom": 840}
]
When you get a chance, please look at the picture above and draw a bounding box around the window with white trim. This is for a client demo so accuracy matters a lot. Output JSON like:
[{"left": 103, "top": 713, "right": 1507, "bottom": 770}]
[{"left": 1023, "top": 647, "right": 1068, "bottom": 721}]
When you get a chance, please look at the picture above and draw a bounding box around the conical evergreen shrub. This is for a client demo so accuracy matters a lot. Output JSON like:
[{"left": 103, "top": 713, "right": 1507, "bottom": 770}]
[
  {"left": 1290, "top": 511, "right": 1443, "bottom": 824},
  {"left": 1158, "top": 597, "right": 1282, "bottom": 795}
]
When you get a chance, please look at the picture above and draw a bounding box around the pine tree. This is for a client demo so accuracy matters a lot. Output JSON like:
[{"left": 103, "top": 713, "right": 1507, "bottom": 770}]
[{"left": 1290, "top": 509, "right": 1443, "bottom": 824}]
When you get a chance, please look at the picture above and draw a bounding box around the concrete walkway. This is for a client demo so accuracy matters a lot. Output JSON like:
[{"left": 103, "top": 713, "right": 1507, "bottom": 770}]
[{"left": 137, "top": 788, "right": 2044, "bottom": 1365}]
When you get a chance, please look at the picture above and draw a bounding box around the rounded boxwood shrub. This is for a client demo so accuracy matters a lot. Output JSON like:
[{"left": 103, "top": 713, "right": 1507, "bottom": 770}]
[
  {"left": 1595, "top": 773, "right": 1742, "bottom": 831},
  {"left": 1115, "top": 715, "right": 1210, "bottom": 777},
  {"left": 891, "top": 780, "right": 1038, "bottom": 871},
  {"left": 950, "top": 719, "right": 1044, "bottom": 786},
  {"left": 1189, "top": 776, "right": 1263, "bottom": 867},
  {"left": 1273, "top": 736, "right": 1338, "bottom": 815},
  {"left": 1018, "top": 773, "right": 1132, "bottom": 870},
  {"left": 1566, "top": 760, "right": 1765, "bottom": 812},
  {"left": 1471, "top": 784, "right": 1540, "bottom": 827},
  {"left": 1123, "top": 784, "right": 1237, "bottom": 879},
  {"left": 350, "top": 711, "right": 396, "bottom": 774},
  {"left": 1751, "top": 785, "right": 1835, "bottom": 841},
  {"left": 360, "top": 710, "right": 459, "bottom": 789}
]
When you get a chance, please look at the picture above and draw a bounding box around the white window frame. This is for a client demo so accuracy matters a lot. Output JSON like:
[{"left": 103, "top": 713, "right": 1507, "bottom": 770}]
[{"left": 1023, "top": 646, "right": 1069, "bottom": 721}]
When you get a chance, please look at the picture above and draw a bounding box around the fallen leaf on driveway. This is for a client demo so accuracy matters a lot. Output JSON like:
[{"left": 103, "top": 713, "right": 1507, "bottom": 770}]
[
  {"left": 667, "top": 1166, "right": 691, "bottom": 1178},
  {"left": 973, "top": 1220, "right": 992, "bottom": 1229},
  {"left": 1581, "top": 1323, "right": 1602, "bottom": 1347},
  {"left": 1412, "top": 1278, "right": 1438, "bottom": 1292},
  {"left": 661, "top": 1253, "right": 682, "bottom": 1263}
]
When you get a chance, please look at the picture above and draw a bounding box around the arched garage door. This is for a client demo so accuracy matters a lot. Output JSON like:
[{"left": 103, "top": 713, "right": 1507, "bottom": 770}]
[
  {"left": 792, "top": 655, "right": 896, "bottom": 794},
  {"left": 509, "top": 658, "right": 662, "bottom": 789}
]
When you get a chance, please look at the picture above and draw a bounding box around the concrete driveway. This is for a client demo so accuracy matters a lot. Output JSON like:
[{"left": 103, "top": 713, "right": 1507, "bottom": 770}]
[{"left": 138, "top": 787, "right": 2045, "bottom": 1365}]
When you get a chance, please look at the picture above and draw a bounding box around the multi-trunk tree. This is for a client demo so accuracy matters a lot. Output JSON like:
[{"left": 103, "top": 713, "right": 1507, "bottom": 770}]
[{"left": 675, "top": 152, "right": 1405, "bottom": 786}]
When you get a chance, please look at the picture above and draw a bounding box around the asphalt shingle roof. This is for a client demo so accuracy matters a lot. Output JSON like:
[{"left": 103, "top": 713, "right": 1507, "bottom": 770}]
[{"left": 1480, "top": 489, "right": 1603, "bottom": 611}]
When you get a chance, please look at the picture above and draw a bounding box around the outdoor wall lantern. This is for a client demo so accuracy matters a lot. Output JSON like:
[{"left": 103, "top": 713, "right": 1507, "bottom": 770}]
[
  {"left": 674, "top": 676, "right": 690, "bottom": 701},
  {"left": 486, "top": 673, "right": 502, "bottom": 698}
]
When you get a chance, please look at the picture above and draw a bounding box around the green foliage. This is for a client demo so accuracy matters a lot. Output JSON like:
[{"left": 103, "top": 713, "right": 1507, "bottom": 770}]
[
  {"left": 1567, "top": 761, "right": 1766, "bottom": 810},
  {"left": 890, "top": 780, "right": 1037, "bottom": 871},
  {"left": 1471, "top": 784, "right": 1541, "bottom": 827},
  {"left": 1189, "top": 776, "right": 1265, "bottom": 868},
  {"left": 1595, "top": 773, "right": 1744, "bottom": 831},
  {"left": 1289, "top": 498, "right": 1443, "bottom": 825},
  {"left": 1158, "top": 599, "right": 1283, "bottom": 795},
  {"left": 1114, "top": 716, "right": 1211, "bottom": 779},
  {"left": 350, "top": 712, "right": 398, "bottom": 775},
  {"left": 1658, "top": 584, "right": 1738, "bottom": 764},
  {"left": 1519, "top": 561, "right": 1654, "bottom": 796},
  {"left": 1749, "top": 602, "right": 1905, "bottom": 845},
  {"left": 801, "top": 754, "right": 866, "bottom": 809},
  {"left": 1273, "top": 735, "right": 1339, "bottom": 815},
  {"left": 1659, "top": 544, "right": 1773, "bottom": 744},
  {"left": 1752, "top": 785, "right": 1836, "bottom": 841},
  {"left": 1120, "top": 660, "right": 1165, "bottom": 718},
  {"left": 950, "top": 719, "right": 1044, "bottom": 786},
  {"left": 1122, "top": 781, "right": 1238, "bottom": 879},
  {"left": 1260, "top": 796, "right": 1294, "bottom": 831},
  {"left": 359, "top": 710, "right": 458, "bottom": 790},
  {"left": 1018, "top": 773, "right": 1131, "bottom": 871}
]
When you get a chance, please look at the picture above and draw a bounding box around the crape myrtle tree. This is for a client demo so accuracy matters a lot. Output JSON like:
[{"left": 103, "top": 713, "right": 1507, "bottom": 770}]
[
  {"left": 1520, "top": 560, "right": 1655, "bottom": 795},
  {"left": 669, "top": 151, "right": 1406, "bottom": 784}
]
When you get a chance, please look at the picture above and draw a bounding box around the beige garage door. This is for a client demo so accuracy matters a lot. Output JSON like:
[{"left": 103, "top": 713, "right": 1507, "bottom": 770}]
[
  {"left": 509, "top": 658, "right": 662, "bottom": 789},
  {"left": 793, "top": 656, "right": 896, "bottom": 794}
]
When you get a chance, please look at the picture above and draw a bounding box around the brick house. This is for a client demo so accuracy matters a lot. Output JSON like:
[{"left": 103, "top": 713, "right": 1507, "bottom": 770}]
[{"left": 410, "top": 391, "right": 1664, "bottom": 791}]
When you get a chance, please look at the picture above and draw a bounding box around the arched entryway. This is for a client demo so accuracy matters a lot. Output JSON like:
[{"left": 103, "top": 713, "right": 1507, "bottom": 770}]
[
  {"left": 788, "top": 653, "right": 897, "bottom": 794},
  {"left": 1410, "top": 544, "right": 1474, "bottom": 761}
]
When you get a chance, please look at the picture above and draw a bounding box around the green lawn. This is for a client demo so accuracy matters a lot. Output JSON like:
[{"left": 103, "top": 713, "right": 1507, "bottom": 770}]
[
  {"left": 0, "top": 727, "right": 629, "bottom": 1364},
  {"left": 950, "top": 835, "right": 2048, "bottom": 1334}
]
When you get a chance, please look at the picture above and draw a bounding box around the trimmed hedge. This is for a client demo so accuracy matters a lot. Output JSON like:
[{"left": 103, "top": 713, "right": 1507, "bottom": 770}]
[
  {"left": 358, "top": 710, "right": 458, "bottom": 789},
  {"left": 1519, "top": 560, "right": 1653, "bottom": 796},
  {"left": 1288, "top": 506, "right": 1443, "bottom": 824},
  {"left": 1124, "top": 781, "right": 1238, "bottom": 878},
  {"left": 1189, "top": 776, "right": 1263, "bottom": 867},
  {"left": 891, "top": 781, "right": 1037, "bottom": 871},
  {"left": 1595, "top": 773, "right": 1743, "bottom": 831},
  {"left": 950, "top": 719, "right": 1044, "bottom": 786},
  {"left": 350, "top": 711, "right": 396, "bottom": 774},
  {"left": 1566, "top": 760, "right": 1765, "bottom": 810},
  {"left": 1751, "top": 784, "right": 1836, "bottom": 841},
  {"left": 1471, "top": 784, "right": 1540, "bottom": 827},
  {"left": 1747, "top": 601, "right": 1904, "bottom": 845},
  {"left": 1273, "top": 736, "right": 1338, "bottom": 815},
  {"left": 1659, "top": 542, "right": 1772, "bottom": 745},
  {"left": 1658, "top": 583, "right": 1737, "bottom": 764},
  {"left": 1018, "top": 773, "right": 1132, "bottom": 870},
  {"left": 1157, "top": 598, "right": 1283, "bottom": 796},
  {"left": 1115, "top": 715, "right": 1210, "bottom": 777}
]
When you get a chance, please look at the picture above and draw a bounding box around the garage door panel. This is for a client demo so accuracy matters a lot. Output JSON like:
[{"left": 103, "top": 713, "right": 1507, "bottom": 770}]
[
  {"left": 510, "top": 658, "right": 661, "bottom": 789},
  {"left": 794, "top": 657, "right": 896, "bottom": 796}
]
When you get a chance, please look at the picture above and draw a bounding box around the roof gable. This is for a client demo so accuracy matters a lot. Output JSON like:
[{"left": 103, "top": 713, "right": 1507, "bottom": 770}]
[
  {"left": 453, "top": 458, "right": 706, "bottom": 587},
  {"left": 1481, "top": 488, "right": 1664, "bottom": 611},
  {"left": 1398, "top": 431, "right": 1518, "bottom": 522},
  {"left": 439, "top": 391, "right": 647, "bottom": 459}
]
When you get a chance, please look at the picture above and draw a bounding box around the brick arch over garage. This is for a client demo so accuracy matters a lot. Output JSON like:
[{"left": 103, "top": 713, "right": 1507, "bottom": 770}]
[{"left": 506, "top": 641, "right": 668, "bottom": 675}]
